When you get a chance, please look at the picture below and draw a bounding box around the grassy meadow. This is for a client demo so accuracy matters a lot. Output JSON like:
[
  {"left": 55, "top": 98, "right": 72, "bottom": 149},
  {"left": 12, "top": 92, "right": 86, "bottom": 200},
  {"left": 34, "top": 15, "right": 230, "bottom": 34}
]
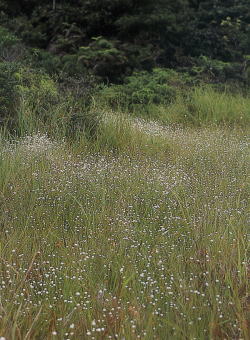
[{"left": 0, "top": 88, "right": 249, "bottom": 339}]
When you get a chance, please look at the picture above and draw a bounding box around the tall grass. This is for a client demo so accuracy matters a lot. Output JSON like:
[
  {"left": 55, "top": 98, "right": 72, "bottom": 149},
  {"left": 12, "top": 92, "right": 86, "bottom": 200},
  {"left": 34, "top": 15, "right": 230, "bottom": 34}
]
[
  {"left": 0, "top": 84, "right": 249, "bottom": 339},
  {"left": 98, "top": 86, "right": 250, "bottom": 127},
  {"left": 164, "top": 87, "right": 250, "bottom": 126},
  {"left": 0, "top": 120, "right": 249, "bottom": 339},
  {"left": 2, "top": 85, "right": 249, "bottom": 140}
]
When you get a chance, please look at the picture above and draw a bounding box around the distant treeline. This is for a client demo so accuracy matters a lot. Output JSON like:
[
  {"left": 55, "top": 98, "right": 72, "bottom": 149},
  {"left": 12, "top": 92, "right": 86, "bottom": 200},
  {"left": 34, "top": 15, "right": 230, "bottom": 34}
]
[{"left": 0, "top": 0, "right": 249, "bottom": 83}]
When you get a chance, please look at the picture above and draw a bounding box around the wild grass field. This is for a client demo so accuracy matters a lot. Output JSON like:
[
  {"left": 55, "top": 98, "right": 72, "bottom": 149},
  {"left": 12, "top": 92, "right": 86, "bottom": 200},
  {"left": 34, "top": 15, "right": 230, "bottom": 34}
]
[{"left": 0, "top": 89, "right": 249, "bottom": 339}]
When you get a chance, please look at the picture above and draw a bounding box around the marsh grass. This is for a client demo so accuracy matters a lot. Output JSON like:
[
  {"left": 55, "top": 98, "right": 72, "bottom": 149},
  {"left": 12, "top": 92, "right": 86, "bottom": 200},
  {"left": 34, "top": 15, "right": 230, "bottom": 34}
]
[
  {"left": 103, "top": 87, "right": 250, "bottom": 127},
  {"left": 160, "top": 87, "right": 250, "bottom": 126},
  {"left": 4, "top": 85, "right": 249, "bottom": 140},
  {"left": 0, "top": 117, "right": 249, "bottom": 339}
]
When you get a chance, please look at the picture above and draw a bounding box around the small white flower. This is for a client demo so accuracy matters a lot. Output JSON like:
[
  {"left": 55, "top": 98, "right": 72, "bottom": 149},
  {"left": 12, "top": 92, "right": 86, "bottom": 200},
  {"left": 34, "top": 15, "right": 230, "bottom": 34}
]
[{"left": 69, "top": 323, "right": 75, "bottom": 329}]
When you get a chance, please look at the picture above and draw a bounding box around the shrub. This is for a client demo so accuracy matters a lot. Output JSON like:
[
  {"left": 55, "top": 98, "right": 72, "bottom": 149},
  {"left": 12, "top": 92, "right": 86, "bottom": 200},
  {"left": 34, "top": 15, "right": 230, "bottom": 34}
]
[
  {"left": 0, "top": 25, "right": 25, "bottom": 62},
  {"left": 15, "top": 67, "right": 58, "bottom": 107},
  {"left": 0, "top": 61, "right": 20, "bottom": 124},
  {"left": 0, "top": 61, "right": 59, "bottom": 131},
  {"left": 186, "top": 56, "right": 249, "bottom": 87},
  {"left": 62, "top": 36, "right": 127, "bottom": 81},
  {"left": 98, "top": 68, "right": 192, "bottom": 112},
  {"left": 0, "top": 59, "right": 102, "bottom": 137},
  {"left": 29, "top": 48, "right": 61, "bottom": 75}
]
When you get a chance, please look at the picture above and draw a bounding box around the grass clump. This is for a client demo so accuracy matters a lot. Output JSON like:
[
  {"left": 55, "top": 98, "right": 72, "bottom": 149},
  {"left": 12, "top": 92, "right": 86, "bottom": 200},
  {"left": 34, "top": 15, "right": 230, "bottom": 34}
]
[{"left": 165, "top": 86, "right": 250, "bottom": 126}]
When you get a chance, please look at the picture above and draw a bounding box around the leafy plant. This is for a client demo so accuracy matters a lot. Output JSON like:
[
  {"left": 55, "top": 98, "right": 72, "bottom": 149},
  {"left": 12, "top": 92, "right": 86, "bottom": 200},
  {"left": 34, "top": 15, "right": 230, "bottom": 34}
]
[
  {"left": 0, "top": 25, "right": 25, "bottom": 62},
  {"left": 29, "top": 48, "right": 61, "bottom": 75},
  {"left": 99, "top": 68, "right": 191, "bottom": 111},
  {"left": 0, "top": 61, "right": 20, "bottom": 124},
  {"left": 15, "top": 67, "right": 58, "bottom": 108},
  {"left": 62, "top": 37, "right": 127, "bottom": 81},
  {"left": 0, "top": 61, "right": 59, "bottom": 131},
  {"left": 188, "top": 56, "right": 248, "bottom": 86}
]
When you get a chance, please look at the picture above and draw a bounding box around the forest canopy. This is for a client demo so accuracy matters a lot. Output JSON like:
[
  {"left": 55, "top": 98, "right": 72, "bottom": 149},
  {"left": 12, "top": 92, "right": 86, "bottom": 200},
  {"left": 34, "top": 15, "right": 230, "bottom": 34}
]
[{"left": 0, "top": 0, "right": 249, "bottom": 83}]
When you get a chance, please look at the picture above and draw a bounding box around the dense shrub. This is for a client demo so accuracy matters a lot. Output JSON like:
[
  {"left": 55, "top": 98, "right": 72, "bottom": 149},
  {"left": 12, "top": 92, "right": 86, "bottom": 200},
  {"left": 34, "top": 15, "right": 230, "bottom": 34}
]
[
  {"left": 99, "top": 68, "right": 192, "bottom": 110},
  {"left": 61, "top": 37, "right": 128, "bottom": 81},
  {"left": 29, "top": 48, "right": 61, "bottom": 75},
  {"left": 0, "top": 61, "right": 58, "bottom": 130},
  {"left": 185, "top": 56, "right": 249, "bottom": 86},
  {"left": 0, "top": 25, "right": 25, "bottom": 62},
  {"left": 0, "top": 57, "right": 102, "bottom": 137},
  {"left": 0, "top": 61, "right": 19, "bottom": 124},
  {"left": 1, "top": 0, "right": 250, "bottom": 86}
]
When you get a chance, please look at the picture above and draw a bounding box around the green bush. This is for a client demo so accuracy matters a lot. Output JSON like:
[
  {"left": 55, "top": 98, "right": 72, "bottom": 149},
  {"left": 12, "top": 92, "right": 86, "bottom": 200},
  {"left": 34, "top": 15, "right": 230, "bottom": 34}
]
[
  {"left": 15, "top": 67, "right": 60, "bottom": 134},
  {"left": 29, "top": 48, "right": 61, "bottom": 75},
  {"left": 99, "top": 68, "right": 192, "bottom": 112},
  {"left": 0, "top": 59, "right": 102, "bottom": 137},
  {"left": 15, "top": 67, "right": 58, "bottom": 106},
  {"left": 0, "top": 25, "right": 25, "bottom": 62},
  {"left": 62, "top": 37, "right": 127, "bottom": 81},
  {"left": 0, "top": 61, "right": 58, "bottom": 131},
  {"left": 0, "top": 62, "right": 20, "bottom": 124},
  {"left": 186, "top": 56, "right": 249, "bottom": 87},
  {"left": 0, "top": 25, "right": 19, "bottom": 49}
]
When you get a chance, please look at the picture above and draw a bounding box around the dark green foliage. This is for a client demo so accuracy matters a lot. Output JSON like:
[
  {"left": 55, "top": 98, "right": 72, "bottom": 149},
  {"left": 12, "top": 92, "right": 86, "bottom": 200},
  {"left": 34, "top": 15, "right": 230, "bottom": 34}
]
[
  {"left": 0, "top": 60, "right": 58, "bottom": 129},
  {"left": 0, "top": 61, "right": 19, "bottom": 124},
  {"left": 184, "top": 56, "right": 249, "bottom": 86},
  {"left": 61, "top": 37, "right": 128, "bottom": 81},
  {"left": 100, "top": 68, "right": 192, "bottom": 111},
  {"left": 29, "top": 48, "right": 61, "bottom": 75},
  {"left": 185, "top": 0, "right": 250, "bottom": 62},
  {"left": 0, "top": 25, "right": 25, "bottom": 62},
  {"left": 58, "top": 75, "right": 101, "bottom": 139},
  {"left": 0, "top": 1, "right": 249, "bottom": 134},
  {"left": 0, "top": 25, "right": 19, "bottom": 50},
  {"left": 1, "top": 0, "right": 249, "bottom": 83},
  {"left": 62, "top": 37, "right": 160, "bottom": 82}
]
